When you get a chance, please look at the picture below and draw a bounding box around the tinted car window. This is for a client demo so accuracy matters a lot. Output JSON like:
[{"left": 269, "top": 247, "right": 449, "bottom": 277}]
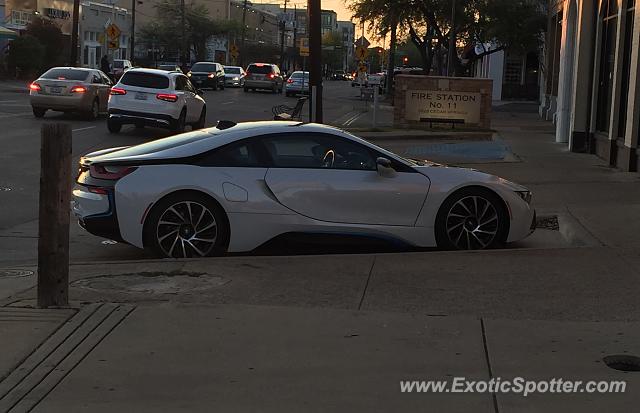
[
  {"left": 95, "top": 131, "right": 213, "bottom": 159},
  {"left": 191, "top": 63, "right": 217, "bottom": 72},
  {"left": 261, "top": 133, "right": 376, "bottom": 170},
  {"left": 224, "top": 67, "right": 241, "bottom": 74},
  {"left": 247, "top": 64, "right": 273, "bottom": 74},
  {"left": 120, "top": 72, "right": 170, "bottom": 89},
  {"left": 290, "top": 72, "right": 309, "bottom": 79},
  {"left": 41, "top": 69, "right": 89, "bottom": 81},
  {"left": 202, "top": 141, "right": 266, "bottom": 167}
]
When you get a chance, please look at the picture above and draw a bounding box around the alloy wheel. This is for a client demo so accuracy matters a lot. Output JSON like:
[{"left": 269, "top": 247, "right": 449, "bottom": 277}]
[
  {"left": 156, "top": 201, "right": 218, "bottom": 258},
  {"left": 445, "top": 196, "right": 499, "bottom": 250}
]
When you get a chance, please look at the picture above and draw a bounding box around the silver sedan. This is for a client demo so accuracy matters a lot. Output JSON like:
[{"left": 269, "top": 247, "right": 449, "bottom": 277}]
[{"left": 29, "top": 67, "right": 113, "bottom": 119}]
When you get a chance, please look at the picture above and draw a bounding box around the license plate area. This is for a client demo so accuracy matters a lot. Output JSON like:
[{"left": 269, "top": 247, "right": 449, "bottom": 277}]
[
  {"left": 49, "top": 87, "right": 62, "bottom": 94},
  {"left": 135, "top": 92, "right": 148, "bottom": 100}
]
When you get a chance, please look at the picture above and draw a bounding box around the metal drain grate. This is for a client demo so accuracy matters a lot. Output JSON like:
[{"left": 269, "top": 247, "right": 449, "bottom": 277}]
[
  {"left": 536, "top": 215, "right": 559, "bottom": 231},
  {"left": 603, "top": 355, "right": 640, "bottom": 372}
]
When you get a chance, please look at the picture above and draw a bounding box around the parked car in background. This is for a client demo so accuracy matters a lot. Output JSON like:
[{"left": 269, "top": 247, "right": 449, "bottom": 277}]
[
  {"left": 368, "top": 73, "right": 387, "bottom": 92},
  {"left": 112, "top": 59, "right": 132, "bottom": 79},
  {"left": 332, "top": 70, "right": 347, "bottom": 80},
  {"left": 29, "top": 67, "right": 112, "bottom": 119},
  {"left": 107, "top": 68, "right": 206, "bottom": 133},
  {"left": 244, "top": 63, "right": 284, "bottom": 93},
  {"left": 157, "top": 63, "right": 182, "bottom": 73},
  {"left": 223, "top": 66, "right": 245, "bottom": 87},
  {"left": 187, "top": 62, "right": 225, "bottom": 90},
  {"left": 285, "top": 71, "right": 309, "bottom": 97}
]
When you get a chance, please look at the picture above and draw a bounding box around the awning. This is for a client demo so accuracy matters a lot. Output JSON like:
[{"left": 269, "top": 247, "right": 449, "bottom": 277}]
[{"left": 0, "top": 26, "right": 18, "bottom": 40}]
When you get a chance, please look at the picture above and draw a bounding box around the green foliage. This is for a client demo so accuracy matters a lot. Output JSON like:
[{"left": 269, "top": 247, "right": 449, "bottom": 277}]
[
  {"left": 7, "top": 35, "right": 45, "bottom": 78},
  {"left": 349, "top": 0, "right": 547, "bottom": 74},
  {"left": 25, "top": 17, "right": 65, "bottom": 69},
  {"left": 139, "top": 0, "right": 239, "bottom": 61},
  {"left": 322, "top": 31, "right": 345, "bottom": 70}
]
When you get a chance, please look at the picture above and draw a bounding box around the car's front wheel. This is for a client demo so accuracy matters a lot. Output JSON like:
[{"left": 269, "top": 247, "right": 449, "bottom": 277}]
[
  {"left": 435, "top": 187, "right": 508, "bottom": 250},
  {"left": 143, "top": 192, "right": 229, "bottom": 258},
  {"left": 172, "top": 109, "right": 186, "bottom": 133},
  {"left": 107, "top": 117, "right": 121, "bottom": 133},
  {"left": 32, "top": 107, "right": 46, "bottom": 118},
  {"left": 193, "top": 107, "right": 206, "bottom": 129}
]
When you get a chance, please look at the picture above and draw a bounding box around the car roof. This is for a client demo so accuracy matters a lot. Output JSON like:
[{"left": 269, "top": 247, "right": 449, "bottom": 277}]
[
  {"left": 125, "top": 68, "right": 178, "bottom": 76},
  {"left": 48, "top": 67, "right": 95, "bottom": 72},
  {"left": 86, "top": 121, "right": 399, "bottom": 164}
]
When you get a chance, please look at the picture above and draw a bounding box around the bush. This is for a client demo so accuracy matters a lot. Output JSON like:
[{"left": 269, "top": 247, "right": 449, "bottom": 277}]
[
  {"left": 7, "top": 35, "right": 45, "bottom": 78},
  {"left": 26, "top": 17, "right": 65, "bottom": 69}
]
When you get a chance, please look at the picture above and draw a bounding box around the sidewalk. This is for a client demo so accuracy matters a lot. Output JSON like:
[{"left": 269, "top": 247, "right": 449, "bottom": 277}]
[{"left": 2, "top": 106, "right": 640, "bottom": 411}]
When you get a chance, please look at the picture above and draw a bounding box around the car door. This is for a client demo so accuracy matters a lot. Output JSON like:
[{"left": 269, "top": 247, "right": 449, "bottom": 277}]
[
  {"left": 93, "top": 71, "right": 110, "bottom": 111},
  {"left": 261, "top": 132, "right": 431, "bottom": 226},
  {"left": 180, "top": 75, "right": 201, "bottom": 122}
]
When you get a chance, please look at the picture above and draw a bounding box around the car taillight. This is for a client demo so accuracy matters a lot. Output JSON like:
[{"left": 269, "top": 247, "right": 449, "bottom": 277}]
[
  {"left": 207, "top": 73, "right": 215, "bottom": 78},
  {"left": 156, "top": 93, "right": 178, "bottom": 102},
  {"left": 88, "top": 186, "right": 109, "bottom": 195},
  {"left": 267, "top": 73, "right": 275, "bottom": 79},
  {"left": 245, "top": 72, "right": 251, "bottom": 77},
  {"left": 287, "top": 79, "right": 294, "bottom": 83},
  {"left": 29, "top": 82, "right": 41, "bottom": 92},
  {"left": 110, "top": 87, "right": 127, "bottom": 95},
  {"left": 89, "top": 165, "right": 137, "bottom": 180},
  {"left": 70, "top": 85, "right": 86, "bottom": 93}
]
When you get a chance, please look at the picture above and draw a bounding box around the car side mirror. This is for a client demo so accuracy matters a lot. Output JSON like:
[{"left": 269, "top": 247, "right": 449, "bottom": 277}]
[{"left": 376, "top": 157, "right": 396, "bottom": 177}]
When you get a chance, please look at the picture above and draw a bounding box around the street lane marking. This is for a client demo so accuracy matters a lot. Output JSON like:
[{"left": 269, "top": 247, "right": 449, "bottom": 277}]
[
  {"left": 0, "top": 100, "right": 26, "bottom": 103},
  {"left": 221, "top": 101, "right": 235, "bottom": 105},
  {"left": 72, "top": 126, "right": 97, "bottom": 132},
  {"left": 343, "top": 111, "right": 364, "bottom": 126},
  {"left": 0, "top": 112, "right": 31, "bottom": 118}
]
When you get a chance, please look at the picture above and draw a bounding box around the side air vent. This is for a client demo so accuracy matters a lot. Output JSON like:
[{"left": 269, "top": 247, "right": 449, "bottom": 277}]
[{"left": 216, "top": 120, "right": 237, "bottom": 130}]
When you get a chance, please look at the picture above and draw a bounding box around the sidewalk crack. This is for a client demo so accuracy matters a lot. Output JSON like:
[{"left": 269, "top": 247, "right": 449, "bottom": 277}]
[
  {"left": 480, "top": 318, "right": 500, "bottom": 413},
  {"left": 358, "top": 256, "right": 377, "bottom": 310}
]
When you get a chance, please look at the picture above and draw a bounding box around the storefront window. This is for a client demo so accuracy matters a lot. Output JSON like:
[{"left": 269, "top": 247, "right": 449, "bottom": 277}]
[
  {"left": 596, "top": 0, "right": 619, "bottom": 132},
  {"left": 618, "top": 0, "right": 635, "bottom": 137}
]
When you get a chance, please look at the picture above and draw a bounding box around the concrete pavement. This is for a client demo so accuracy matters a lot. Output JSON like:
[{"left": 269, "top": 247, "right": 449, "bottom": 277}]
[{"left": 2, "top": 101, "right": 640, "bottom": 411}]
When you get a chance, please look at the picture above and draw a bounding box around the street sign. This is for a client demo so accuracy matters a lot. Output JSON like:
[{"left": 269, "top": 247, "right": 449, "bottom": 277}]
[
  {"left": 229, "top": 44, "right": 239, "bottom": 59},
  {"left": 108, "top": 38, "right": 120, "bottom": 50},
  {"left": 358, "top": 62, "right": 367, "bottom": 73},
  {"left": 356, "top": 36, "right": 370, "bottom": 48},
  {"left": 299, "top": 37, "right": 309, "bottom": 56},
  {"left": 356, "top": 45, "right": 368, "bottom": 61},
  {"left": 106, "top": 23, "right": 121, "bottom": 40}
]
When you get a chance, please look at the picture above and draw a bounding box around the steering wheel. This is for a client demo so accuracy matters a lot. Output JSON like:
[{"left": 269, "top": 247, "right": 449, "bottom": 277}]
[{"left": 322, "top": 150, "right": 335, "bottom": 168}]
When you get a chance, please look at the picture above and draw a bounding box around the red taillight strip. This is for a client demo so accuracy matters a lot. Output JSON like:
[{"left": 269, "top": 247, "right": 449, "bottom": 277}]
[
  {"left": 29, "top": 82, "right": 41, "bottom": 92},
  {"left": 156, "top": 93, "right": 178, "bottom": 102},
  {"left": 89, "top": 165, "right": 138, "bottom": 180},
  {"left": 70, "top": 85, "right": 86, "bottom": 93},
  {"left": 110, "top": 87, "right": 127, "bottom": 95}
]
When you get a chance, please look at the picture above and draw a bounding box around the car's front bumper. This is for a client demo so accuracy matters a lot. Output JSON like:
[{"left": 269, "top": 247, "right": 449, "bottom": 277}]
[{"left": 225, "top": 78, "right": 243, "bottom": 87}]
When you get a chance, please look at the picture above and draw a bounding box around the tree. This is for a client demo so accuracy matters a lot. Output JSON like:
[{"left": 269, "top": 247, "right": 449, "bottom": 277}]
[
  {"left": 139, "top": 0, "right": 240, "bottom": 62},
  {"left": 25, "top": 17, "right": 65, "bottom": 69},
  {"left": 349, "top": 0, "right": 547, "bottom": 75},
  {"left": 7, "top": 35, "right": 45, "bottom": 78},
  {"left": 322, "top": 31, "right": 344, "bottom": 73}
]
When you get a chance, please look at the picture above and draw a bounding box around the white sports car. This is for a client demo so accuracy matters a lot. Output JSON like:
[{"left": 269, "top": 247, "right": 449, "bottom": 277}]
[{"left": 73, "top": 121, "right": 535, "bottom": 258}]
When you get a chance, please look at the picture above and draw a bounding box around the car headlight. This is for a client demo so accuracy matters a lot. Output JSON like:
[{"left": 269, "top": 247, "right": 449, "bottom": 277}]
[
  {"left": 515, "top": 190, "right": 532, "bottom": 204},
  {"left": 233, "top": 77, "right": 239, "bottom": 81}
]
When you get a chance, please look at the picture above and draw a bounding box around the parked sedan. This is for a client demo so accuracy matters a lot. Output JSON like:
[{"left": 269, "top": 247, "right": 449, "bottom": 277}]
[
  {"left": 223, "top": 66, "right": 245, "bottom": 87},
  {"left": 285, "top": 71, "right": 309, "bottom": 97},
  {"left": 29, "top": 67, "right": 112, "bottom": 119},
  {"left": 72, "top": 121, "right": 536, "bottom": 258}
]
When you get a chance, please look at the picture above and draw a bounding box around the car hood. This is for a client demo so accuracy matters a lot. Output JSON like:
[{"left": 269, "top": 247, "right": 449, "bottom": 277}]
[{"left": 412, "top": 164, "right": 529, "bottom": 192}]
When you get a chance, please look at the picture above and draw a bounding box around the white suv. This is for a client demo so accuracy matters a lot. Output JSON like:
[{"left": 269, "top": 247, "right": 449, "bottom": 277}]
[{"left": 107, "top": 68, "right": 206, "bottom": 133}]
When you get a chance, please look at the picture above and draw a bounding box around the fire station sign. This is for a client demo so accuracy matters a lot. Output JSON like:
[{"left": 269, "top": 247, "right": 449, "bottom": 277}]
[{"left": 405, "top": 90, "right": 481, "bottom": 123}]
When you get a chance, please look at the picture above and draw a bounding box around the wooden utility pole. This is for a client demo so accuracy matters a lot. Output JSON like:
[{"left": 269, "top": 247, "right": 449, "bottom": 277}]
[
  {"left": 240, "top": 0, "right": 248, "bottom": 67},
  {"left": 308, "top": 0, "right": 322, "bottom": 122},
  {"left": 387, "top": 9, "right": 398, "bottom": 97},
  {"left": 38, "top": 124, "right": 72, "bottom": 308},
  {"left": 180, "top": 0, "right": 186, "bottom": 68},
  {"left": 70, "top": 0, "right": 80, "bottom": 65},
  {"left": 448, "top": 0, "right": 457, "bottom": 76},
  {"left": 280, "top": 0, "right": 288, "bottom": 71},
  {"left": 130, "top": 0, "right": 136, "bottom": 63}
]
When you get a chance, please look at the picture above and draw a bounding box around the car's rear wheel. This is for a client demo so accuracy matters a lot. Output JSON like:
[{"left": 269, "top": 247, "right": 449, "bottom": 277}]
[
  {"left": 107, "top": 117, "right": 121, "bottom": 133},
  {"left": 194, "top": 107, "right": 206, "bottom": 129},
  {"left": 243, "top": 87, "right": 249, "bottom": 92},
  {"left": 435, "top": 187, "right": 508, "bottom": 250},
  {"left": 87, "top": 99, "right": 99, "bottom": 120},
  {"left": 144, "top": 192, "right": 229, "bottom": 258},
  {"left": 32, "top": 107, "right": 46, "bottom": 118},
  {"left": 271, "top": 84, "right": 278, "bottom": 94},
  {"left": 173, "top": 109, "right": 186, "bottom": 133}
]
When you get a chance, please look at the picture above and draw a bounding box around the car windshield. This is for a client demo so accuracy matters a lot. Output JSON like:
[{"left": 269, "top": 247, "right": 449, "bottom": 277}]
[
  {"left": 41, "top": 68, "right": 89, "bottom": 81},
  {"left": 113, "top": 61, "right": 124, "bottom": 68},
  {"left": 247, "top": 64, "right": 273, "bottom": 74},
  {"left": 224, "top": 67, "right": 241, "bottom": 74},
  {"left": 290, "top": 72, "right": 309, "bottom": 79},
  {"left": 191, "top": 63, "right": 217, "bottom": 72},
  {"left": 120, "top": 72, "right": 170, "bottom": 89}
]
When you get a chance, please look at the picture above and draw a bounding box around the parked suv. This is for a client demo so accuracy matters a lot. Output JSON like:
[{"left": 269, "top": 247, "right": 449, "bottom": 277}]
[
  {"left": 244, "top": 63, "right": 283, "bottom": 93},
  {"left": 107, "top": 68, "right": 206, "bottom": 133},
  {"left": 187, "top": 62, "right": 225, "bottom": 90}
]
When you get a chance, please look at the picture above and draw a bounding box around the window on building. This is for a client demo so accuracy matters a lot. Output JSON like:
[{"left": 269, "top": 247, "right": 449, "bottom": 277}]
[
  {"left": 596, "top": 0, "right": 620, "bottom": 132},
  {"left": 618, "top": 0, "right": 635, "bottom": 137}
]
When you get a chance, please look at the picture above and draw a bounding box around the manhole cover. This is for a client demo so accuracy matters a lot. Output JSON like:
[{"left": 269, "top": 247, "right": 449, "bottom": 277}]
[
  {"left": 0, "top": 187, "right": 11, "bottom": 192},
  {"left": 603, "top": 355, "right": 640, "bottom": 372},
  {"left": 101, "top": 240, "right": 118, "bottom": 245},
  {"left": 72, "top": 272, "right": 227, "bottom": 294},
  {"left": 536, "top": 215, "right": 559, "bottom": 231},
  {"left": 0, "top": 269, "right": 34, "bottom": 278}
]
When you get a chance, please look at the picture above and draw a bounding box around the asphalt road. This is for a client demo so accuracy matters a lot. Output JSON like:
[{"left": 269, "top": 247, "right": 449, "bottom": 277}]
[{"left": 0, "top": 80, "right": 373, "bottom": 265}]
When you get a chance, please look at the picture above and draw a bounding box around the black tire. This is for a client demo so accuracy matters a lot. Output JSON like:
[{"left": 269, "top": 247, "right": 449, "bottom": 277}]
[
  {"left": 172, "top": 109, "right": 186, "bottom": 133},
  {"left": 434, "top": 187, "right": 509, "bottom": 250},
  {"left": 193, "top": 106, "right": 206, "bottom": 129},
  {"left": 32, "top": 107, "right": 46, "bottom": 118},
  {"left": 271, "top": 84, "right": 278, "bottom": 94},
  {"left": 107, "top": 118, "right": 121, "bottom": 133},
  {"left": 143, "top": 191, "right": 229, "bottom": 258},
  {"left": 219, "top": 81, "right": 225, "bottom": 90},
  {"left": 244, "top": 87, "right": 249, "bottom": 92},
  {"left": 87, "top": 99, "right": 99, "bottom": 121}
]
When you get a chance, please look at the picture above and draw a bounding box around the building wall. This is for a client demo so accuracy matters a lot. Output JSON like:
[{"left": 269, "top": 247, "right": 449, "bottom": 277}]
[
  {"left": 337, "top": 20, "right": 355, "bottom": 70},
  {"left": 320, "top": 9, "right": 337, "bottom": 36},
  {"left": 545, "top": 0, "right": 640, "bottom": 171},
  {"left": 80, "top": 2, "right": 131, "bottom": 68}
]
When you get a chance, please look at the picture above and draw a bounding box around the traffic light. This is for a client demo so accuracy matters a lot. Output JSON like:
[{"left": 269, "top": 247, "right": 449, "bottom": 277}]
[{"left": 403, "top": 56, "right": 409, "bottom": 65}]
